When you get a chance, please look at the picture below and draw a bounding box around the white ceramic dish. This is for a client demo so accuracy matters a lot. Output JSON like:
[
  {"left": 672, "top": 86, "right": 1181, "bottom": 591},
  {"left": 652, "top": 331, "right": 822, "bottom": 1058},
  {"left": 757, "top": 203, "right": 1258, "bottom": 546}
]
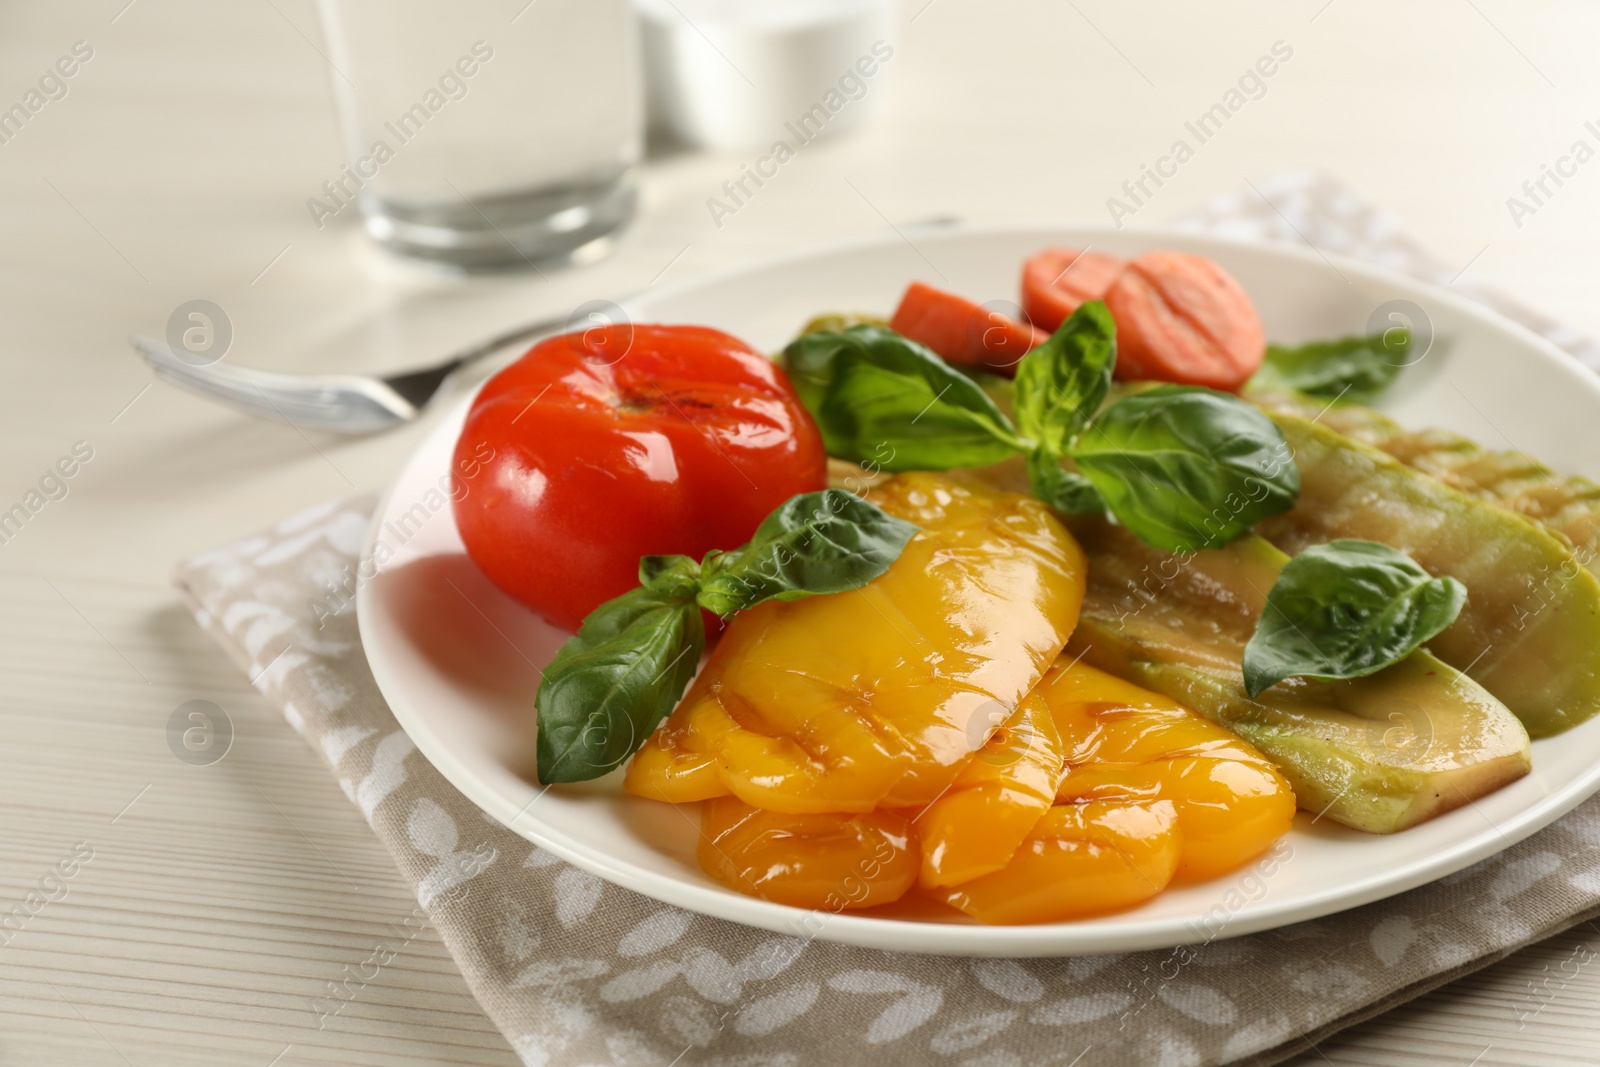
[{"left": 357, "top": 223, "right": 1600, "bottom": 957}]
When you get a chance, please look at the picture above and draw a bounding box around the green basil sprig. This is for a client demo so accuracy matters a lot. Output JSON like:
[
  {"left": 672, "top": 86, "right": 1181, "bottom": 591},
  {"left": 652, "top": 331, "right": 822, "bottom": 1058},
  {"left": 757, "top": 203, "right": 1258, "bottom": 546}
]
[
  {"left": 782, "top": 301, "right": 1300, "bottom": 553},
  {"left": 1250, "top": 328, "right": 1410, "bottom": 401},
  {"left": 1243, "top": 539, "right": 1466, "bottom": 697},
  {"left": 783, "top": 324, "right": 1023, "bottom": 470},
  {"left": 1013, "top": 300, "right": 1115, "bottom": 454},
  {"left": 535, "top": 489, "right": 919, "bottom": 784},
  {"left": 1069, "top": 385, "right": 1299, "bottom": 552}
]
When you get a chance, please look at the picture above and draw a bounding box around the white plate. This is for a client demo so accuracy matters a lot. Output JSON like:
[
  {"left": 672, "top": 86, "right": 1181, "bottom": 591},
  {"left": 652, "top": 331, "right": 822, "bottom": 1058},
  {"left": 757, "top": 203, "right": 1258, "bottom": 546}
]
[{"left": 358, "top": 224, "right": 1600, "bottom": 957}]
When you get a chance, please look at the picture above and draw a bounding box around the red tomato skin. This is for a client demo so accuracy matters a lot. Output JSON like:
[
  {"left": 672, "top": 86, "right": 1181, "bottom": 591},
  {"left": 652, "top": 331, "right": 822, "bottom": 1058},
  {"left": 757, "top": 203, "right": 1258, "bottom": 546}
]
[
  {"left": 889, "top": 281, "right": 1046, "bottom": 376},
  {"left": 1020, "top": 248, "right": 1128, "bottom": 332},
  {"left": 452, "top": 324, "right": 827, "bottom": 633}
]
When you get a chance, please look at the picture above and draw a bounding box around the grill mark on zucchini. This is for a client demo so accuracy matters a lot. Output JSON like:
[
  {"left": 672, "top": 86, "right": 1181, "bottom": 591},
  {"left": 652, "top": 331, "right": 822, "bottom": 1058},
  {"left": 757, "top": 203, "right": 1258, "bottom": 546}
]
[{"left": 1252, "top": 388, "right": 1600, "bottom": 573}]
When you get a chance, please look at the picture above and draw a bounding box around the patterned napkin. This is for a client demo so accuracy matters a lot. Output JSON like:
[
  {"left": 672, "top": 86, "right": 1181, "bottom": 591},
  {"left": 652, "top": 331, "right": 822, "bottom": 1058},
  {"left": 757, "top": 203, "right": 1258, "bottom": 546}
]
[{"left": 176, "top": 173, "right": 1600, "bottom": 1067}]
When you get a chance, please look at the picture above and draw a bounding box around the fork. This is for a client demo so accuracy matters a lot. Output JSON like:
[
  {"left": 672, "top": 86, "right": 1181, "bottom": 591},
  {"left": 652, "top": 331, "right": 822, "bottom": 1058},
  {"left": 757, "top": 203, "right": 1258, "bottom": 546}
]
[{"left": 130, "top": 313, "right": 569, "bottom": 435}]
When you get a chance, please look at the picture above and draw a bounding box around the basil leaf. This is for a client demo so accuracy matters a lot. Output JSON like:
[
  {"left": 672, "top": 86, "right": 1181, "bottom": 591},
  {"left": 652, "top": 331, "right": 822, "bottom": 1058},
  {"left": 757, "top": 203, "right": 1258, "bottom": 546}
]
[
  {"left": 535, "top": 486, "right": 923, "bottom": 783},
  {"left": 1026, "top": 448, "right": 1104, "bottom": 515},
  {"left": 1014, "top": 300, "right": 1116, "bottom": 454},
  {"left": 782, "top": 325, "right": 1021, "bottom": 470},
  {"left": 1243, "top": 539, "right": 1466, "bottom": 697},
  {"left": 1252, "top": 330, "right": 1408, "bottom": 401},
  {"left": 697, "top": 489, "right": 919, "bottom": 616},
  {"left": 535, "top": 584, "right": 704, "bottom": 784},
  {"left": 1069, "top": 385, "right": 1300, "bottom": 553},
  {"left": 638, "top": 553, "right": 700, "bottom": 593}
]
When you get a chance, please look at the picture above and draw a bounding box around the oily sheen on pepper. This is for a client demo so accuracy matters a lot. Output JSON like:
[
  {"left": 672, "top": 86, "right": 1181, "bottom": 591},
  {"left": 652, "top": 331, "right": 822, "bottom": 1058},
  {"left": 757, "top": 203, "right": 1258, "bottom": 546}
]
[
  {"left": 681, "top": 658, "right": 1296, "bottom": 921},
  {"left": 924, "top": 661, "right": 1297, "bottom": 924},
  {"left": 624, "top": 473, "right": 1088, "bottom": 815}
]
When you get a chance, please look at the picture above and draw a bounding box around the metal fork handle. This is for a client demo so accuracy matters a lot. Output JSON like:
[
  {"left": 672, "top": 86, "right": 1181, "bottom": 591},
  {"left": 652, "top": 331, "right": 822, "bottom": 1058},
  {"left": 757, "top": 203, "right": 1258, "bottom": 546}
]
[
  {"left": 131, "top": 311, "right": 569, "bottom": 434},
  {"left": 132, "top": 338, "right": 415, "bottom": 431}
]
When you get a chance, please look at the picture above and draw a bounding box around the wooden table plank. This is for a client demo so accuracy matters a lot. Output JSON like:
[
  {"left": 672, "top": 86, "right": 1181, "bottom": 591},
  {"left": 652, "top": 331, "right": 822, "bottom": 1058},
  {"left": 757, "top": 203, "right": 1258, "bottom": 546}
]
[{"left": 4, "top": 2, "right": 1600, "bottom": 1064}]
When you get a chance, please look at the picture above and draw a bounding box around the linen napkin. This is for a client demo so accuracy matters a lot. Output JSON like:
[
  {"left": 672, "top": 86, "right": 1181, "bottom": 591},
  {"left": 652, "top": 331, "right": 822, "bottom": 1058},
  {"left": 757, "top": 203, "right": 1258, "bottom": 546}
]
[{"left": 175, "top": 173, "right": 1600, "bottom": 1067}]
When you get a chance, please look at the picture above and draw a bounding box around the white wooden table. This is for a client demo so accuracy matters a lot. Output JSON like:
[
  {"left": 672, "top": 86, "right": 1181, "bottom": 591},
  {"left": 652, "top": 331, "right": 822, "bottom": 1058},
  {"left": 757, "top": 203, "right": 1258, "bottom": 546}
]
[{"left": 3, "top": 1, "right": 1599, "bottom": 1063}]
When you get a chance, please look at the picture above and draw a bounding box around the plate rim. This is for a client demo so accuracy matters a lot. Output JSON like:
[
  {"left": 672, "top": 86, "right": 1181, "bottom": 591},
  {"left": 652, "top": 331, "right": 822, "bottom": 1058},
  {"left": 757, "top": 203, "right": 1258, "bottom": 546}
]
[{"left": 358, "top": 221, "right": 1600, "bottom": 957}]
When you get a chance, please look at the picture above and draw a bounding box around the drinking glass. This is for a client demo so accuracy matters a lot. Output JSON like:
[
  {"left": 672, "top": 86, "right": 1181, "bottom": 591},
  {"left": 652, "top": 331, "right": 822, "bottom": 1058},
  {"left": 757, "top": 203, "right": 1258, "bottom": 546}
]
[{"left": 316, "top": 0, "right": 643, "bottom": 269}]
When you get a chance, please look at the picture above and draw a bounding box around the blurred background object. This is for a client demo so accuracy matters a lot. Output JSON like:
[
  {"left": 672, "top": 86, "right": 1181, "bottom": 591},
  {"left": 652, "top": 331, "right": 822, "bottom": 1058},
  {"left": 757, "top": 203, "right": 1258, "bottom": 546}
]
[
  {"left": 316, "top": 0, "right": 643, "bottom": 269},
  {"left": 637, "top": 0, "right": 894, "bottom": 150}
]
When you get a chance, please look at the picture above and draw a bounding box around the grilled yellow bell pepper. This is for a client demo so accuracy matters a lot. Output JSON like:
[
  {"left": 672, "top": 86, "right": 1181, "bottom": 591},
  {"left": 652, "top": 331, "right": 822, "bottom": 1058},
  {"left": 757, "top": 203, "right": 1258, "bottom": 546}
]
[
  {"left": 923, "top": 660, "right": 1296, "bottom": 924},
  {"left": 694, "top": 658, "right": 1295, "bottom": 918},
  {"left": 915, "top": 690, "right": 1064, "bottom": 889},
  {"left": 624, "top": 472, "right": 1087, "bottom": 816}
]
